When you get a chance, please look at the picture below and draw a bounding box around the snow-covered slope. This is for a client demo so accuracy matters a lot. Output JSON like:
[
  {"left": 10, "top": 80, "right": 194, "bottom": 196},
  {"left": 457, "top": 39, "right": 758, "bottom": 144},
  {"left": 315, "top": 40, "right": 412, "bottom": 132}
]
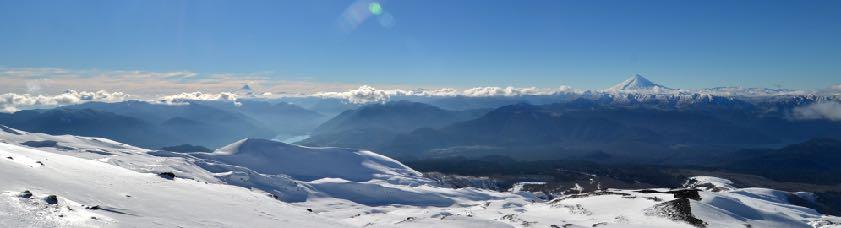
[
  {"left": 199, "top": 138, "right": 424, "bottom": 183},
  {"left": 0, "top": 141, "right": 346, "bottom": 227},
  {"left": 181, "top": 138, "right": 511, "bottom": 206},
  {"left": 606, "top": 74, "right": 673, "bottom": 93},
  {"left": 2, "top": 126, "right": 840, "bottom": 227}
]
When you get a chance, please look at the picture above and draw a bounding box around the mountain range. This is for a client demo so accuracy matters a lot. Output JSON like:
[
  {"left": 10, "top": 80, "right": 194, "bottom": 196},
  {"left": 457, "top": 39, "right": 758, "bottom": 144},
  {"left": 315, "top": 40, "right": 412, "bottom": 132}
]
[
  {"left": 304, "top": 92, "right": 841, "bottom": 164},
  {"left": 301, "top": 101, "right": 486, "bottom": 149},
  {"left": 0, "top": 100, "right": 327, "bottom": 148},
  {"left": 2, "top": 75, "right": 839, "bottom": 165}
]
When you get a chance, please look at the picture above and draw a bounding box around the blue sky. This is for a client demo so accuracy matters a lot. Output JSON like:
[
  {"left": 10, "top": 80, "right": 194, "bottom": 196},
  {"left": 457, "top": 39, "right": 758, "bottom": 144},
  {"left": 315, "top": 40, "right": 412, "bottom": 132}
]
[{"left": 1, "top": 0, "right": 839, "bottom": 90}]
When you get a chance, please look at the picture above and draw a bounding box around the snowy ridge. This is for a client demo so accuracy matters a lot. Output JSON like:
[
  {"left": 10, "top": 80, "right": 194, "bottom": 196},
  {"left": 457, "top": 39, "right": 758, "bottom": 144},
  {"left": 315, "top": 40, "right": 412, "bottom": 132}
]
[
  {"left": 205, "top": 138, "right": 424, "bottom": 183},
  {"left": 2, "top": 126, "right": 840, "bottom": 227}
]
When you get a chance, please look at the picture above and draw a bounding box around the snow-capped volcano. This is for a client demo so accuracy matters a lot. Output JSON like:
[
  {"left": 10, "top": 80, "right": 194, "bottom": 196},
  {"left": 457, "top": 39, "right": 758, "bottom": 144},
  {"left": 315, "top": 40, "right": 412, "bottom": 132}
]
[{"left": 606, "top": 74, "right": 673, "bottom": 92}]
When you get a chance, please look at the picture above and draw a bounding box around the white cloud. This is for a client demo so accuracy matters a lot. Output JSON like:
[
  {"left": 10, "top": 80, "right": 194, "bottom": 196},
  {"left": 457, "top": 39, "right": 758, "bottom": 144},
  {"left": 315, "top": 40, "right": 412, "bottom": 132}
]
[
  {"left": 314, "top": 85, "right": 391, "bottom": 104},
  {"left": 822, "top": 84, "right": 841, "bottom": 96},
  {"left": 313, "top": 85, "right": 580, "bottom": 104},
  {"left": 0, "top": 90, "right": 128, "bottom": 113},
  {"left": 792, "top": 101, "right": 841, "bottom": 121},
  {"left": 461, "top": 86, "right": 559, "bottom": 97},
  {"left": 155, "top": 92, "right": 240, "bottom": 106}
]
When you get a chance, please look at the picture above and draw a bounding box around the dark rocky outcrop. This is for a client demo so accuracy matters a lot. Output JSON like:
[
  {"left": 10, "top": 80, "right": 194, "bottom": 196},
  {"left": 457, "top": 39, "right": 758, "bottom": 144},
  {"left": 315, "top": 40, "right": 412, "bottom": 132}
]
[
  {"left": 22, "top": 140, "right": 58, "bottom": 148},
  {"left": 644, "top": 198, "right": 706, "bottom": 227},
  {"left": 44, "top": 195, "right": 58, "bottom": 204},
  {"left": 669, "top": 189, "right": 702, "bottom": 201},
  {"left": 18, "top": 190, "right": 32, "bottom": 198},
  {"left": 158, "top": 172, "right": 176, "bottom": 180},
  {"left": 22, "top": 140, "right": 75, "bottom": 150},
  {"left": 0, "top": 125, "right": 21, "bottom": 135}
]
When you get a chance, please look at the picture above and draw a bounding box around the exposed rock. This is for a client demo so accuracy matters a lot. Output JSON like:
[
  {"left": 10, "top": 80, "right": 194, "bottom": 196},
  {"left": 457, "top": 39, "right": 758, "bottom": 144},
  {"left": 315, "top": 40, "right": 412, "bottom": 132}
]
[
  {"left": 158, "top": 172, "right": 176, "bottom": 180},
  {"left": 22, "top": 140, "right": 57, "bottom": 148},
  {"left": 810, "top": 219, "right": 839, "bottom": 227},
  {"left": 644, "top": 198, "right": 706, "bottom": 227},
  {"left": 21, "top": 140, "right": 75, "bottom": 150},
  {"left": 683, "top": 176, "right": 734, "bottom": 192},
  {"left": 552, "top": 203, "right": 592, "bottom": 215},
  {"left": 0, "top": 125, "right": 21, "bottom": 135},
  {"left": 18, "top": 190, "right": 33, "bottom": 198},
  {"left": 85, "top": 149, "right": 113, "bottom": 155},
  {"left": 44, "top": 195, "right": 59, "bottom": 204},
  {"left": 669, "top": 189, "right": 702, "bottom": 201},
  {"left": 394, "top": 217, "right": 416, "bottom": 224},
  {"left": 636, "top": 189, "right": 661, "bottom": 193}
]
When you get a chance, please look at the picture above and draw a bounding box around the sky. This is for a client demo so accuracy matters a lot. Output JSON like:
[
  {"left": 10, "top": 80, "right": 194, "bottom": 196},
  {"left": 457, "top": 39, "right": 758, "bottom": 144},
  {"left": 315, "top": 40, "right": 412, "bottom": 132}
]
[{"left": 1, "top": 0, "right": 840, "bottom": 94}]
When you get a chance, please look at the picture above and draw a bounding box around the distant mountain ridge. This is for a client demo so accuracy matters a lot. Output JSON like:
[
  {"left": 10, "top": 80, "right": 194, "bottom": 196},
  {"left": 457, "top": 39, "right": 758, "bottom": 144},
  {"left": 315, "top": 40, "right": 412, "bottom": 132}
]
[
  {"left": 723, "top": 138, "right": 841, "bottom": 184},
  {"left": 304, "top": 95, "right": 841, "bottom": 164},
  {"left": 379, "top": 102, "right": 783, "bottom": 160},
  {"left": 0, "top": 100, "right": 329, "bottom": 148},
  {"left": 301, "top": 100, "right": 487, "bottom": 149},
  {"left": 0, "top": 108, "right": 174, "bottom": 147}
]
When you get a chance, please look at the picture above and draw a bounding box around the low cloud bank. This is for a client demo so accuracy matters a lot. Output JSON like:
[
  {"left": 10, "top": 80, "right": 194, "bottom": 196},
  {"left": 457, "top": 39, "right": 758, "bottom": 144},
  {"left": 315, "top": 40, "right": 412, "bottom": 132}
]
[
  {"left": 0, "top": 90, "right": 248, "bottom": 112},
  {"left": 0, "top": 90, "right": 128, "bottom": 113},
  {"left": 314, "top": 85, "right": 578, "bottom": 104},
  {"left": 823, "top": 84, "right": 841, "bottom": 96},
  {"left": 793, "top": 101, "right": 841, "bottom": 122},
  {"left": 313, "top": 85, "right": 391, "bottom": 104},
  {"left": 155, "top": 92, "right": 240, "bottom": 106}
]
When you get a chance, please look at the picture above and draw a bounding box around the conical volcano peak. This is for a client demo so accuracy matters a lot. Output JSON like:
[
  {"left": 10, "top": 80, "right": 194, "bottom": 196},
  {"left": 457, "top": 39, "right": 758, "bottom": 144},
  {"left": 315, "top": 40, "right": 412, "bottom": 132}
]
[
  {"left": 630, "top": 74, "right": 651, "bottom": 82},
  {"left": 607, "top": 74, "right": 671, "bottom": 91}
]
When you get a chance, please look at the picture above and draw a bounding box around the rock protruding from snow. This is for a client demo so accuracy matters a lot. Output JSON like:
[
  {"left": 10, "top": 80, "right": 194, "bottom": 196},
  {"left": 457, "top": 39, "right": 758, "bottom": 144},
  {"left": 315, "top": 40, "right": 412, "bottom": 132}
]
[
  {"left": 606, "top": 74, "right": 672, "bottom": 92},
  {"left": 644, "top": 198, "right": 707, "bottom": 227},
  {"left": 683, "top": 176, "right": 736, "bottom": 192},
  {"left": 0, "top": 125, "right": 21, "bottom": 135},
  {"left": 199, "top": 138, "right": 425, "bottom": 183},
  {"left": 43, "top": 195, "right": 59, "bottom": 204},
  {"left": 157, "top": 172, "right": 176, "bottom": 180},
  {"left": 17, "top": 190, "right": 32, "bottom": 198}
]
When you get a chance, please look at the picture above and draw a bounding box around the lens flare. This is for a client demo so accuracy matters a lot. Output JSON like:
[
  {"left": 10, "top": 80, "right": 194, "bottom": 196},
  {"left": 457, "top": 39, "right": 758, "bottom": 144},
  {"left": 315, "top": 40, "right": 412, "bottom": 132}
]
[
  {"left": 338, "top": 0, "right": 393, "bottom": 32},
  {"left": 368, "top": 2, "right": 383, "bottom": 15}
]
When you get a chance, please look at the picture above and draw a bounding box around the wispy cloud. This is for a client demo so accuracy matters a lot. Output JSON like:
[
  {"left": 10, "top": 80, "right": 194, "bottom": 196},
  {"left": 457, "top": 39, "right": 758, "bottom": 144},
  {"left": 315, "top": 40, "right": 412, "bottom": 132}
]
[{"left": 0, "top": 67, "right": 357, "bottom": 98}]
